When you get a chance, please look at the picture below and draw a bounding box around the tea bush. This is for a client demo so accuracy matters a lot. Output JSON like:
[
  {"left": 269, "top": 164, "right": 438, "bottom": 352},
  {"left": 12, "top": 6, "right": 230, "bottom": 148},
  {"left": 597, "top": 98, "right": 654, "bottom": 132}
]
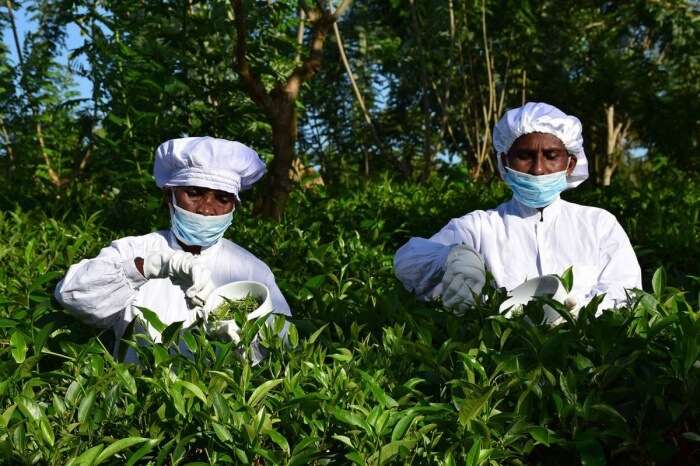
[{"left": 0, "top": 173, "right": 699, "bottom": 465}]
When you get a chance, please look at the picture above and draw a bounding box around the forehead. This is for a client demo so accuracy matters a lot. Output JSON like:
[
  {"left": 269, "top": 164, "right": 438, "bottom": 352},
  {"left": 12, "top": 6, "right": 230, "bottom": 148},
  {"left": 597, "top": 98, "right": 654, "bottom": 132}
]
[
  {"left": 509, "top": 132, "right": 567, "bottom": 152},
  {"left": 175, "top": 186, "right": 236, "bottom": 197}
]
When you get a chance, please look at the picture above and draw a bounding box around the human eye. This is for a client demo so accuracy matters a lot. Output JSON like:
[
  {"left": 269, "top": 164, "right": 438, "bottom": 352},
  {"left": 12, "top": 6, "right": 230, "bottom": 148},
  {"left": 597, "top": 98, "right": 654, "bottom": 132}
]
[
  {"left": 214, "top": 191, "right": 235, "bottom": 205},
  {"left": 184, "top": 187, "right": 203, "bottom": 197},
  {"left": 216, "top": 194, "right": 233, "bottom": 203}
]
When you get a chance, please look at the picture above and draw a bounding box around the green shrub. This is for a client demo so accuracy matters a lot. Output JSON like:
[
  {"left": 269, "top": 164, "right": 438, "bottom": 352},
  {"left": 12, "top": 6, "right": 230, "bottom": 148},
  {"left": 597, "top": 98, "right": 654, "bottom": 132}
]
[{"left": 0, "top": 174, "right": 698, "bottom": 464}]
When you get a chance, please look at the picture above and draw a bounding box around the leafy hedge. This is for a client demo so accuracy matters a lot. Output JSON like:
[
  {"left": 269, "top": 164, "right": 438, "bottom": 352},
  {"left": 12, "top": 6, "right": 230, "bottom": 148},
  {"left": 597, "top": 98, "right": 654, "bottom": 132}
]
[{"left": 1, "top": 174, "right": 699, "bottom": 464}]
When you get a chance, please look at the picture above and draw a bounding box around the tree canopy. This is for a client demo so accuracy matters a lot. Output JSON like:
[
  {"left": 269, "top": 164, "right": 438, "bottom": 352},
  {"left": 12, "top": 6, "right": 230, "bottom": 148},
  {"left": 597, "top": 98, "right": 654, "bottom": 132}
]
[{"left": 1, "top": 0, "right": 698, "bottom": 213}]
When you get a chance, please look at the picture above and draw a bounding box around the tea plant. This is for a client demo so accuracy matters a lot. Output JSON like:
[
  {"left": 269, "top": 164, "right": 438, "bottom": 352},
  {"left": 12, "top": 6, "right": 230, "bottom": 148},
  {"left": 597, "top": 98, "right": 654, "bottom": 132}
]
[{"left": 1, "top": 175, "right": 699, "bottom": 464}]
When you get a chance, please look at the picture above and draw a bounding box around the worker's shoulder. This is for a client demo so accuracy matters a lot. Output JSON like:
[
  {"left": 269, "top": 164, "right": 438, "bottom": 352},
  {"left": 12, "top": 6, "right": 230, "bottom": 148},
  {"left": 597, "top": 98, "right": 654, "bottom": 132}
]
[
  {"left": 106, "top": 231, "right": 170, "bottom": 250},
  {"left": 560, "top": 200, "right": 620, "bottom": 225},
  {"left": 216, "top": 238, "right": 273, "bottom": 272},
  {"left": 442, "top": 202, "right": 507, "bottom": 232},
  {"left": 455, "top": 201, "right": 509, "bottom": 222}
]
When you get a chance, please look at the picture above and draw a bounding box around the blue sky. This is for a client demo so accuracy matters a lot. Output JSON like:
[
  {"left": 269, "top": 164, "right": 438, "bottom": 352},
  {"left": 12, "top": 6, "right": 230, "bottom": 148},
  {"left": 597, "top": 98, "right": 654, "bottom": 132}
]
[{"left": 3, "top": 4, "right": 92, "bottom": 99}]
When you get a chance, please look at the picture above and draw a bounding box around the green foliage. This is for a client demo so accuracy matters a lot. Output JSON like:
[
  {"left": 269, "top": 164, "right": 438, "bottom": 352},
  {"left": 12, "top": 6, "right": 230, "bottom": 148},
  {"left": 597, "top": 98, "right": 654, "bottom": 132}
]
[
  {"left": 1, "top": 175, "right": 699, "bottom": 464},
  {"left": 213, "top": 296, "right": 263, "bottom": 322}
]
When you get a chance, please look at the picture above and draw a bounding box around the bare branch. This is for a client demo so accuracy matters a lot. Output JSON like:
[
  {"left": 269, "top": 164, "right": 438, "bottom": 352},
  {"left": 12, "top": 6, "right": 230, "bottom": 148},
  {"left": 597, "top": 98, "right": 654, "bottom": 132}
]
[
  {"left": 332, "top": 0, "right": 353, "bottom": 20},
  {"left": 294, "top": 8, "right": 306, "bottom": 65},
  {"left": 284, "top": 16, "right": 332, "bottom": 98},
  {"left": 5, "top": 0, "right": 24, "bottom": 67}
]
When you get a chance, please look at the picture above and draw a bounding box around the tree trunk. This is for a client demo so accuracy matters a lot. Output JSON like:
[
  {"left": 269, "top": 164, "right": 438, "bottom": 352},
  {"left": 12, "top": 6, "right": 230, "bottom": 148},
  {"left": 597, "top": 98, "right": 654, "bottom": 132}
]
[
  {"left": 230, "top": 0, "right": 352, "bottom": 219},
  {"left": 257, "top": 99, "right": 297, "bottom": 220},
  {"left": 598, "top": 104, "right": 630, "bottom": 186},
  {"left": 601, "top": 164, "right": 615, "bottom": 186}
]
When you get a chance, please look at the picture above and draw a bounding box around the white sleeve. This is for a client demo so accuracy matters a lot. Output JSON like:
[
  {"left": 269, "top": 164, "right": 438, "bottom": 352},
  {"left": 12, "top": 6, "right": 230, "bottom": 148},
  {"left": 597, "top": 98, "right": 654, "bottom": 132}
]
[
  {"left": 394, "top": 216, "right": 480, "bottom": 299},
  {"left": 587, "top": 216, "right": 642, "bottom": 310},
  {"left": 54, "top": 238, "right": 149, "bottom": 329}
]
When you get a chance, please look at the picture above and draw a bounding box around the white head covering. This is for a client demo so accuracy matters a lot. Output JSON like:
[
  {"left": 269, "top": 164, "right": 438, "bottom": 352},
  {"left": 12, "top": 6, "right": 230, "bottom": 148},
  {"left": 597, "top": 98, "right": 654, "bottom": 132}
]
[
  {"left": 493, "top": 102, "right": 588, "bottom": 188},
  {"left": 154, "top": 136, "right": 266, "bottom": 200}
]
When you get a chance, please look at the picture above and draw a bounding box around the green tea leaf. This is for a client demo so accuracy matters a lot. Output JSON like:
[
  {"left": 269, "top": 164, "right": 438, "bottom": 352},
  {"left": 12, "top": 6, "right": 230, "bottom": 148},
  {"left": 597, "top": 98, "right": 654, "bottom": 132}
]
[
  {"left": 174, "top": 381, "right": 207, "bottom": 404},
  {"left": 368, "top": 439, "right": 416, "bottom": 465},
  {"left": 161, "top": 320, "right": 184, "bottom": 346},
  {"left": 71, "top": 444, "right": 104, "bottom": 466},
  {"left": 10, "top": 331, "right": 27, "bottom": 363},
  {"left": 652, "top": 267, "right": 666, "bottom": 298},
  {"left": 682, "top": 432, "right": 700, "bottom": 443},
  {"left": 126, "top": 438, "right": 160, "bottom": 466},
  {"left": 560, "top": 266, "right": 574, "bottom": 293},
  {"left": 137, "top": 306, "right": 166, "bottom": 333},
  {"left": 289, "top": 448, "right": 317, "bottom": 466},
  {"left": 333, "top": 408, "right": 371, "bottom": 434},
  {"left": 78, "top": 389, "right": 96, "bottom": 424},
  {"left": 466, "top": 438, "right": 481, "bottom": 466},
  {"left": 0, "top": 405, "right": 16, "bottom": 428},
  {"left": 94, "top": 437, "right": 150, "bottom": 465},
  {"left": 247, "top": 379, "right": 283, "bottom": 407},
  {"left": 458, "top": 387, "right": 494, "bottom": 427},
  {"left": 16, "top": 396, "right": 41, "bottom": 422},
  {"left": 345, "top": 451, "right": 365, "bottom": 465},
  {"left": 391, "top": 410, "right": 417, "bottom": 441},
  {"left": 116, "top": 365, "right": 137, "bottom": 395},
  {"left": 267, "top": 428, "right": 290, "bottom": 455},
  {"left": 212, "top": 423, "right": 232, "bottom": 442},
  {"left": 39, "top": 417, "right": 55, "bottom": 447},
  {"left": 307, "top": 323, "right": 329, "bottom": 345}
]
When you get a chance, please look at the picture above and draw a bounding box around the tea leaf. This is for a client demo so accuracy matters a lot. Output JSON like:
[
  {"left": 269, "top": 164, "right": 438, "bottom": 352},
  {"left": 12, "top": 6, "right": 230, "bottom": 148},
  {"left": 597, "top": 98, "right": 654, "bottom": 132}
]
[{"left": 94, "top": 437, "right": 151, "bottom": 464}]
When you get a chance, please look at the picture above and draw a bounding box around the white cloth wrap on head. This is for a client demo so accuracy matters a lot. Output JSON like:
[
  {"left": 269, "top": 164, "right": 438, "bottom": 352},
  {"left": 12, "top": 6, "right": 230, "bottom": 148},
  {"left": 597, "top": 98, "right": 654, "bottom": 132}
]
[
  {"left": 154, "top": 136, "right": 266, "bottom": 199},
  {"left": 493, "top": 102, "right": 589, "bottom": 189}
]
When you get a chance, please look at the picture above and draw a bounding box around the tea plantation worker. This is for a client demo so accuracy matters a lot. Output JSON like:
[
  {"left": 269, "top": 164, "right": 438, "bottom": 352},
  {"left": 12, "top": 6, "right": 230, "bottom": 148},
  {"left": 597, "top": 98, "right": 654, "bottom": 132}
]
[
  {"left": 394, "top": 102, "right": 642, "bottom": 313},
  {"left": 55, "top": 136, "right": 291, "bottom": 353}
]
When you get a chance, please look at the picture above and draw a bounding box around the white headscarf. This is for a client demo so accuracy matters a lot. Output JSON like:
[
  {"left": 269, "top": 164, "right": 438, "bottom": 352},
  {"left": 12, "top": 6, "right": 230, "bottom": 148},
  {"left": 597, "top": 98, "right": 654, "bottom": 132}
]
[
  {"left": 154, "top": 137, "right": 266, "bottom": 200},
  {"left": 493, "top": 102, "right": 589, "bottom": 189}
]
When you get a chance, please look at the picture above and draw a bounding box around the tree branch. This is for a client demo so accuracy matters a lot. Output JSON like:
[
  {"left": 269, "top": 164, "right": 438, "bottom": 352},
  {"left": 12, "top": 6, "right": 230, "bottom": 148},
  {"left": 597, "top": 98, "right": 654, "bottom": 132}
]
[
  {"left": 284, "top": 0, "right": 352, "bottom": 99},
  {"left": 5, "top": 0, "right": 24, "bottom": 67},
  {"left": 230, "top": 0, "right": 273, "bottom": 114},
  {"left": 294, "top": 8, "right": 306, "bottom": 65},
  {"left": 332, "top": 0, "right": 353, "bottom": 20}
]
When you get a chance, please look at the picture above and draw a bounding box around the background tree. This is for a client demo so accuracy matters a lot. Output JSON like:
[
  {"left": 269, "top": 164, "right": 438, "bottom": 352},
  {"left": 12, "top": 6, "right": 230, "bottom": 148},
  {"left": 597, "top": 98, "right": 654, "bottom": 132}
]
[
  {"left": 1, "top": 0, "right": 698, "bottom": 214},
  {"left": 230, "top": 0, "right": 352, "bottom": 219}
]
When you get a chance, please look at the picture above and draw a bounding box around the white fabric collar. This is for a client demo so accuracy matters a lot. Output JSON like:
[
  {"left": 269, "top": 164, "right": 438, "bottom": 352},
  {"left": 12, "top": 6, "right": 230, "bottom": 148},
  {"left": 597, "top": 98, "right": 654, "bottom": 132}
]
[{"left": 506, "top": 196, "right": 564, "bottom": 224}]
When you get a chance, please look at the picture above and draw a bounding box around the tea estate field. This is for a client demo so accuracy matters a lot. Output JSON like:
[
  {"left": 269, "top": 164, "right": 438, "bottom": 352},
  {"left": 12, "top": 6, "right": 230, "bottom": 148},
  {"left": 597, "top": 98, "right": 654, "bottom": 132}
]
[{"left": 1, "top": 172, "right": 699, "bottom": 465}]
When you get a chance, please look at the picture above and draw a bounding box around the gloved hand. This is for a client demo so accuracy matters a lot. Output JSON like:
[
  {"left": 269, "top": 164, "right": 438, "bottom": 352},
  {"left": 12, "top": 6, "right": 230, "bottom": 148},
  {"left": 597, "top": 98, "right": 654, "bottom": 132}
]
[
  {"left": 440, "top": 244, "right": 486, "bottom": 313},
  {"left": 143, "top": 251, "right": 215, "bottom": 309}
]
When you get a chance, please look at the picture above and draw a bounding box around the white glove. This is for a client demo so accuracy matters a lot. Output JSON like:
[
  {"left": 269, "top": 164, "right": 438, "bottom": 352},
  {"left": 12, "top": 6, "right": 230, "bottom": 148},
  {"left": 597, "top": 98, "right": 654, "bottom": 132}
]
[
  {"left": 143, "top": 251, "right": 215, "bottom": 309},
  {"left": 440, "top": 245, "right": 486, "bottom": 313}
]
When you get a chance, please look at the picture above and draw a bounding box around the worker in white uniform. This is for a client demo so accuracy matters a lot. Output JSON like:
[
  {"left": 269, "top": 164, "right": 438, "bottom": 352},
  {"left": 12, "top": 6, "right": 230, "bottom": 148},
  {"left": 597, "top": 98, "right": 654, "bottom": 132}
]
[
  {"left": 55, "top": 136, "right": 291, "bottom": 357},
  {"left": 394, "top": 102, "right": 642, "bottom": 313}
]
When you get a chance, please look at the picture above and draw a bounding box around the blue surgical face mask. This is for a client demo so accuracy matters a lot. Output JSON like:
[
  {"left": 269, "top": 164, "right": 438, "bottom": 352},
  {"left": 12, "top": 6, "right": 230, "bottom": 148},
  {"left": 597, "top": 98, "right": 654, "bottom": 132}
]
[
  {"left": 503, "top": 163, "right": 569, "bottom": 208},
  {"left": 169, "top": 192, "right": 234, "bottom": 247}
]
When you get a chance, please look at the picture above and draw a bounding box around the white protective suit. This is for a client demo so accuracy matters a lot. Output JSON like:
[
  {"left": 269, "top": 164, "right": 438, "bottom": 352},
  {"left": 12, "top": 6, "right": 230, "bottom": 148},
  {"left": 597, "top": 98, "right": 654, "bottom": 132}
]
[
  {"left": 55, "top": 136, "right": 290, "bottom": 360},
  {"left": 395, "top": 102, "right": 642, "bottom": 311},
  {"left": 55, "top": 230, "right": 291, "bottom": 345},
  {"left": 394, "top": 197, "right": 641, "bottom": 310}
]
